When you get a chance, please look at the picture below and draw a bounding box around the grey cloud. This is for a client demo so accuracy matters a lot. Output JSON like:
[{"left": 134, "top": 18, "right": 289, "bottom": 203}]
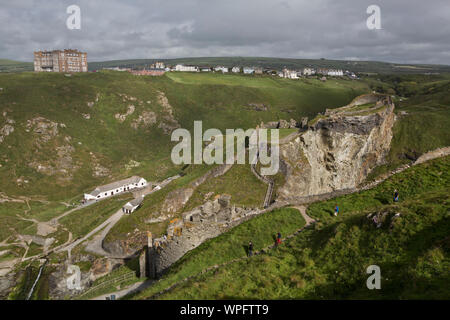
[{"left": 0, "top": 0, "right": 449, "bottom": 64}]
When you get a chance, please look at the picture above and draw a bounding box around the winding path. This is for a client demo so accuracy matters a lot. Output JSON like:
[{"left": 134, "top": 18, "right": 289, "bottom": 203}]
[{"left": 143, "top": 206, "right": 315, "bottom": 300}]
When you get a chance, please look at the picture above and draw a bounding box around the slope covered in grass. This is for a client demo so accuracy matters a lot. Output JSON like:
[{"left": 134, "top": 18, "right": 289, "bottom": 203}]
[
  {"left": 128, "top": 207, "right": 305, "bottom": 300},
  {"left": 146, "top": 157, "right": 449, "bottom": 299}
]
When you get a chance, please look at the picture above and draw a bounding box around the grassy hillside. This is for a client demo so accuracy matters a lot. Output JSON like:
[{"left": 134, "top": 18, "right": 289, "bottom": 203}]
[
  {"left": 141, "top": 156, "right": 449, "bottom": 299},
  {"left": 0, "top": 71, "right": 368, "bottom": 241},
  {"left": 365, "top": 74, "right": 450, "bottom": 180},
  {"left": 0, "top": 59, "right": 33, "bottom": 73},
  {"left": 128, "top": 207, "right": 306, "bottom": 300}
]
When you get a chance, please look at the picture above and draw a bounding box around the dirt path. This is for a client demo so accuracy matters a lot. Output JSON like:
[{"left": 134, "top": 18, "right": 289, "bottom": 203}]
[
  {"left": 57, "top": 209, "right": 124, "bottom": 256},
  {"left": 291, "top": 205, "right": 316, "bottom": 226},
  {"left": 83, "top": 210, "right": 126, "bottom": 257},
  {"left": 91, "top": 280, "right": 156, "bottom": 300},
  {"left": 83, "top": 175, "right": 181, "bottom": 258}
]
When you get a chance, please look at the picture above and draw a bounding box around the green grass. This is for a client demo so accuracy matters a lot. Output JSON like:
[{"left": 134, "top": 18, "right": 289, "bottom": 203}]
[
  {"left": 0, "top": 70, "right": 367, "bottom": 241},
  {"left": 105, "top": 164, "right": 213, "bottom": 241},
  {"left": 308, "top": 156, "right": 450, "bottom": 223},
  {"left": 0, "top": 245, "right": 25, "bottom": 263},
  {"left": 60, "top": 194, "right": 132, "bottom": 238},
  {"left": 149, "top": 157, "right": 450, "bottom": 299},
  {"left": 0, "top": 201, "right": 33, "bottom": 242},
  {"left": 128, "top": 207, "right": 305, "bottom": 299},
  {"left": 0, "top": 59, "right": 33, "bottom": 73},
  {"left": 74, "top": 257, "right": 141, "bottom": 300},
  {"left": 366, "top": 76, "right": 450, "bottom": 180},
  {"left": 183, "top": 164, "right": 267, "bottom": 211}
]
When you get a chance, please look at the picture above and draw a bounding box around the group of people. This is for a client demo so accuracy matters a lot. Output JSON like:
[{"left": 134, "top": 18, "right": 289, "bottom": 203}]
[
  {"left": 247, "top": 232, "right": 282, "bottom": 257},
  {"left": 246, "top": 190, "right": 400, "bottom": 257}
]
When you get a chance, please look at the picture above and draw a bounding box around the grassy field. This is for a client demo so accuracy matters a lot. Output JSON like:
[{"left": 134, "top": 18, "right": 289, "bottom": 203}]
[
  {"left": 146, "top": 157, "right": 449, "bottom": 299},
  {"left": 0, "top": 201, "right": 33, "bottom": 242},
  {"left": 366, "top": 75, "right": 450, "bottom": 180},
  {"left": 128, "top": 207, "right": 305, "bottom": 300},
  {"left": 1, "top": 70, "right": 449, "bottom": 301},
  {"left": 60, "top": 194, "right": 132, "bottom": 238},
  {"left": 0, "top": 59, "right": 33, "bottom": 73},
  {"left": 183, "top": 164, "right": 267, "bottom": 211}
]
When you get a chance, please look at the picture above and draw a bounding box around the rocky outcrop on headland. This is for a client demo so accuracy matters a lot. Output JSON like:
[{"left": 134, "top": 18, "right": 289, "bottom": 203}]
[{"left": 278, "top": 94, "right": 396, "bottom": 200}]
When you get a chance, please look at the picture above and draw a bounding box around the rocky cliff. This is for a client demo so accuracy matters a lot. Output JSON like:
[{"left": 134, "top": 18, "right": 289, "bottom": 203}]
[{"left": 278, "top": 94, "right": 396, "bottom": 200}]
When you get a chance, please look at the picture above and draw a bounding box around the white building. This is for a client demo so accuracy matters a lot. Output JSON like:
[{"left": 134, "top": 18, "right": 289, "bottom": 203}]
[
  {"left": 122, "top": 196, "right": 144, "bottom": 214},
  {"left": 154, "top": 61, "right": 165, "bottom": 69},
  {"left": 327, "top": 69, "right": 344, "bottom": 76},
  {"left": 84, "top": 176, "right": 148, "bottom": 201},
  {"left": 303, "top": 67, "right": 316, "bottom": 76},
  {"left": 243, "top": 67, "right": 254, "bottom": 74},
  {"left": 231, "top": 66, "right": 240, "bottom": 73},
  {"left": 175, "top": 64, "right": 199, "bottom": 72},
  {"left": 214, "top": 66, "right": 229, "bottom": 73},
  {"left": 282, "top": 68, "right": 299, "bottom": 79}
]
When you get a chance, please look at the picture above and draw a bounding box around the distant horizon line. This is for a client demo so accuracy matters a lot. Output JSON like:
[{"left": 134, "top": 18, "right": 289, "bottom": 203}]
[{"left": 2, "top": 55, "right": 450, "bottom": 67}]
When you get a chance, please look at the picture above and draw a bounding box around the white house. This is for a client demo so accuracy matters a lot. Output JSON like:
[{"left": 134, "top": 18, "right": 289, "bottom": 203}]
[
  {"left": 282, "top": 68, "right": 299, "bottom": 79},
  {"left": 200, "top": 66, "right": 211, "bottom": 72},
  {"left": 122, "top": 196, "right": 144, "bottom": 214},
  {"left": 214, "top": 66, "right": 229, "bottom": 73},
  {"left": 175, "top": 64, "right": 199, "bottom": 72},
  {"left": 243, "top": 67, "right": 254, "bottom": 74},
  {"left": 231, "top": 66, "right": 240, "bottom": 73},
  {"left": 303, "top": 67, "right": 315, "bottom": 76},
  {"left": 328, "top": 69, "right": 344, "bottom": 76},
  {"left": 84, "top": 176, "right": 148, "bottom": 201}
]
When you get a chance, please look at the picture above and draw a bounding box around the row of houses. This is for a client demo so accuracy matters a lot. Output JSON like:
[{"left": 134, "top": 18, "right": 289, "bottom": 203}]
[
  {"left": 277, "top": 67, "right": 352, "bottom": 79},
  {"left": 113, "top": 61, "right": 357, "bottom": 79},
  {"left": 169, "top": 64, "right": 355, "bottom": 78}
]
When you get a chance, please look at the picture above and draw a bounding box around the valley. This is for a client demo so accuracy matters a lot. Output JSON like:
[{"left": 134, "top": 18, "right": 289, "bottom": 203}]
[{"left": 0, "top": 71, "right": 449, "bottom": 300}]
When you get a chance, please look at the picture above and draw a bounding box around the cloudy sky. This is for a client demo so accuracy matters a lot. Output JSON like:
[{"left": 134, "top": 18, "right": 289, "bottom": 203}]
[{"left": 1, "top": 0, "right": 449, "bottom": 64}]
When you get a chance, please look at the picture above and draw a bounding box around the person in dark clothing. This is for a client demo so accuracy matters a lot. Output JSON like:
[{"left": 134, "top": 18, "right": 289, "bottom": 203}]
[
  {"left": 393, "top": 189, "right": 399, "bottom": 202},
  {"left": 275, "top": 232, "right": 282, "bottom": 246},
  {"left": 248, "top": 241, "right": 253, "bottom": 257}
]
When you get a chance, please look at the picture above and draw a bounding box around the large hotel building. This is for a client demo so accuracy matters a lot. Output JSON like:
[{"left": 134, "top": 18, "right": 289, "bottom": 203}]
[{"left": 34, "top": 49, "right": 88, "bottom": 72}]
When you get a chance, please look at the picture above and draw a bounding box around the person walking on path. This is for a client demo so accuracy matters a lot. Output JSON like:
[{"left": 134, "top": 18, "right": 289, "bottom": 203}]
[
  {"left": 275, "top": 232, "right": 282, "bottom": 247},
  {"left": 248, "top": 241, "right": 253, "bottom": 257},
  {"left": 334, "top": 204, "right": 339, "bottom": 217},
  {"left": 393, "top": 189, "right": 399, "bottom": 202}
]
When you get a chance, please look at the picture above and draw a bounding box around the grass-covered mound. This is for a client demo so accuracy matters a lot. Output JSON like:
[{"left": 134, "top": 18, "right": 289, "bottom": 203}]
[
  {"left": 128, "top": 207, "right": 306, "bottom": 300},
  {"left": 145, "top": 157, "right": 449, "bottom": 299},
  {"left": 0, "top": 71, "right": 367, "bottom": 238}
]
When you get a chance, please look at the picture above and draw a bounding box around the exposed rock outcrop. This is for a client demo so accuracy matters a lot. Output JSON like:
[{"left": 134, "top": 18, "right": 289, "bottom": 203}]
[
  {"left": 160, "top": 164, "right": 233, "bottom": 215},
  {"left": 131, "top": 110, "right": 157, "bottom": 129},
  {"left": 115, "top": 105, "right": 135, "bottom": 122},
  {"left": 278, "top": 94, "right": 396, "bottom": 200},
  {"left": 156, "top": 91, "right": 180, "bottom": 134}
]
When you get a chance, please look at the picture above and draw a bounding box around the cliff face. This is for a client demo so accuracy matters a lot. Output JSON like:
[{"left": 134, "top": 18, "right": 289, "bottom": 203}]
[{"left": 278, "top": 94, "right": 396, "bottom": 200}]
